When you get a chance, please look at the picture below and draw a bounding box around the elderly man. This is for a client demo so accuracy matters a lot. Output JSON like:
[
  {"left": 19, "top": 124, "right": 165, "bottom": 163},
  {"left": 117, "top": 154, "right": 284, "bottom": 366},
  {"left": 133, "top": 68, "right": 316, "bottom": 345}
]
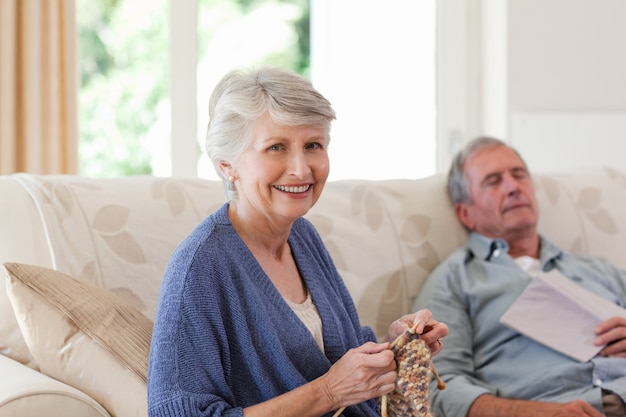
[{"left": 414, "top": 137, "right": 626, "bottom": 417}]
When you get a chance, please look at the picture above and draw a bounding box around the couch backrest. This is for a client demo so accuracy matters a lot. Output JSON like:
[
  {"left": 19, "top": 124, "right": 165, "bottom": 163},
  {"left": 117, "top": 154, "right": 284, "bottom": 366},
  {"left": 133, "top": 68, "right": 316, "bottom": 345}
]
[
  {"left": 311, "top": 167, "right": 626, "bottom": 338},
  {"left": 535, "top": 167, "right": 626, "bottom": 269},
  {"left": 0, "top": 174, "right": 224, "bottom": 366},
  {"left": 308, "top": 176, "right": 467, "bottom": 338},
  {"left": 2, "top": 167, "right": 626, "bottom": 361}
]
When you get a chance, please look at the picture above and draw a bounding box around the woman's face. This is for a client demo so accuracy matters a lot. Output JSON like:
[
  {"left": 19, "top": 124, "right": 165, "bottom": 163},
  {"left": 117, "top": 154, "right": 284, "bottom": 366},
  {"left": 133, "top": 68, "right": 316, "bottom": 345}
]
[{"left": 230, "top": 113, "right": 330, "bottom": 224}]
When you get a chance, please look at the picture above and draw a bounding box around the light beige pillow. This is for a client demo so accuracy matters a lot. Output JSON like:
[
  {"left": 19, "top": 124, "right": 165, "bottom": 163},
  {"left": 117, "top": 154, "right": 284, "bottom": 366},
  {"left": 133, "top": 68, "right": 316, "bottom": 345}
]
[{"left": 4, "top": 262, "right": 152, "bottom": 417}]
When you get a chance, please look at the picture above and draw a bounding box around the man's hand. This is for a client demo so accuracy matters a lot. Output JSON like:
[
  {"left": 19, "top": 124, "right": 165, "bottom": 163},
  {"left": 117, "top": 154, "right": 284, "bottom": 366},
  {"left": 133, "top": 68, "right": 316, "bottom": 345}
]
[
  {"left": 595, "top": 316, "right": 626, "bottom": 357},
  {"left": 468, "top": 395, "right": 603, "bottom": 417}
]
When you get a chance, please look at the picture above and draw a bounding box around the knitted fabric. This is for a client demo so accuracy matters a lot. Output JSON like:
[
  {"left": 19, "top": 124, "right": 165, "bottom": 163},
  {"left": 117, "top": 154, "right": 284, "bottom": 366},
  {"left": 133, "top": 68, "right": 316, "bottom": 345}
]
[{"left": 383, "top": 337, "right": 433, "bottom": 417}]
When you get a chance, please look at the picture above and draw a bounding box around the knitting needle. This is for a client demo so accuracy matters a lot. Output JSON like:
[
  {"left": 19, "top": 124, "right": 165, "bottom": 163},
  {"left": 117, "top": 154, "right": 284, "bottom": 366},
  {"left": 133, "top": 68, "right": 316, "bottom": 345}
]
[
  {"left": 431, "top": 362, "right": 446, "bottom": 390},
  {"left": 390, "top": 320, "right": 422, "bottom": 349},
  {"left": 331, "top": 406, "right": 345, "bottom": 417}
]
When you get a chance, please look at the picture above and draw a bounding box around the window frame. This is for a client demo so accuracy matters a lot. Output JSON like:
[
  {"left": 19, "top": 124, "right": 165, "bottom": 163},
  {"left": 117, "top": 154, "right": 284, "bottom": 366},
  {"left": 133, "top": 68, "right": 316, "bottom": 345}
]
[{"left": 168, "top": 0, "right": 479, "bottom": 177}]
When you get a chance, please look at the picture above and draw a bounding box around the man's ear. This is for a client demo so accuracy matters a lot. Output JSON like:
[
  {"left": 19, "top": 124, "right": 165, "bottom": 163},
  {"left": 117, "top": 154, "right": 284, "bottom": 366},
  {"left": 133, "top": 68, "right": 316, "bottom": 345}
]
[{"left": 455, "top": 202, "right": 475, "bottom": 231}]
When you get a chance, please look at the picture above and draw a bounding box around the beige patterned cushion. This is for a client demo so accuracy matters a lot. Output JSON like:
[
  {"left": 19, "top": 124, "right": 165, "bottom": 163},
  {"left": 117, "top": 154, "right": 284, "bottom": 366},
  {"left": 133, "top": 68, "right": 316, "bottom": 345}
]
[
  {"left": 5, "top": 262, "right": 151, "bottom": 417},
  {"left": 2, "top": 168, "right": 626, "bottom": 363},
  {"left": 308, "top": 168, "right": 626, "bottom": 338},
  {"left": 307, "top": 176, "right": 467, "bottom": 338},
  {"left": 0, "top": 174, "right": 224, "bottom": 368},
  {"left": 535, "top": 167, "right": 626, "bottom": 270},
  {"left": 8, "top": 175, "right": 224, "bottom": 320}
]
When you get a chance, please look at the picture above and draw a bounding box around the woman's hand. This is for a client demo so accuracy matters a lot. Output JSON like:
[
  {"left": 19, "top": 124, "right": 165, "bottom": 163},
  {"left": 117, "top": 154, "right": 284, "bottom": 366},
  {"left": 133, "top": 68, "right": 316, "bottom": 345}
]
[
  {"left": 385, "top": 309, "right": 448, "bottom": 356},
  {"left": 319, "top": 342, "right": 397, "bottom": 410},
  {"left": 244, "top": 342, "right": 397, "bottom": 417}
]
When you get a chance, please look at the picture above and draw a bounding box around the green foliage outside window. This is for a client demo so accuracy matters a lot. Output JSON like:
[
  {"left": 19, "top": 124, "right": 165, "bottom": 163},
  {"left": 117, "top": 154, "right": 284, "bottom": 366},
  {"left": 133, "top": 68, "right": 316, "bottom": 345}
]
[{"left": 78, "top": 0, "right": 309, "bottom": 177}]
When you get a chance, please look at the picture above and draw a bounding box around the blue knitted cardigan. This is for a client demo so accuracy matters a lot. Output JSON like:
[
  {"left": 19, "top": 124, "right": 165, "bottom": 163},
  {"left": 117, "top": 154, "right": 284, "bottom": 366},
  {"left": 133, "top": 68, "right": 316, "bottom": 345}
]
[{"left": 148, "top": 203, "right": 379, "bottom": 417}]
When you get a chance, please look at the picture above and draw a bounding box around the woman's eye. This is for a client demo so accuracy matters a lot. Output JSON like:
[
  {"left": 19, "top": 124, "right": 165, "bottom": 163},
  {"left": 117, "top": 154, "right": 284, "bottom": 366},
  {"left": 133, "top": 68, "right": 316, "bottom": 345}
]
[
  {"left": 306, "top": 142, "right": 323, "bottom": 150},
  {"left": 269, "top": 144, "right": 282, "bottom": 151}
]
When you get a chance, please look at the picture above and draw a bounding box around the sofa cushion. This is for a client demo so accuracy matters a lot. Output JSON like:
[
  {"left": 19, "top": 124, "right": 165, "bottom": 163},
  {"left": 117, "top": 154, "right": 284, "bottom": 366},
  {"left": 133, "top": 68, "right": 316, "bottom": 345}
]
[
  {"left": 306, "top": 176, "right": 468, "bottom": 339},
  {"left": 4, "top": 262, "right": 152, "bottom": 417},
  {"left": 534, "top": 167, "right": 626, "bottom": 271},
  {"left": 5, "top": 174, "right": 223, "bottom": 320},
  {"left": 0, "top": 174, "right": 222, "bottom": 370}
]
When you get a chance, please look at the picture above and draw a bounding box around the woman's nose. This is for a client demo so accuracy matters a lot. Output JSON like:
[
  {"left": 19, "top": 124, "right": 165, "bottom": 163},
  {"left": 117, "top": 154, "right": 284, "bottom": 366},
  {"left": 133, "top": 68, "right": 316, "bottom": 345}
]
[{"left": 289, "top": 150, "right": 311, "bottom": 177}]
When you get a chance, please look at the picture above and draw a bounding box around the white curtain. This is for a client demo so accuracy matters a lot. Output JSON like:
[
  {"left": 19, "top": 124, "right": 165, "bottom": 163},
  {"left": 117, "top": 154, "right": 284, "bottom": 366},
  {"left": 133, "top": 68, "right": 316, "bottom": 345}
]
[{"left": 0, "top": 0, "right": 78, "bottom": 174}]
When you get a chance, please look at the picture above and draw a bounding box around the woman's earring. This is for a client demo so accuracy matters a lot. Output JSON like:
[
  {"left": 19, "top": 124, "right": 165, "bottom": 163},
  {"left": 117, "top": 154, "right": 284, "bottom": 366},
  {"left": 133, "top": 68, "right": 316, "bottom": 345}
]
[{"left": 228, "top": 176, "right": 236, "bottom": 191}]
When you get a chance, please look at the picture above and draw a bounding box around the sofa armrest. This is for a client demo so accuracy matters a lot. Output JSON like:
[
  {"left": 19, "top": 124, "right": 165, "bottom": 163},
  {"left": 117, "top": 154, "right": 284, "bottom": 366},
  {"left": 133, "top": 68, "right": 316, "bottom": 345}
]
[
  {"left": 0, "top": 354, "right": 110, "bottom": 417},
  {"left": 0, "top": 177, "right": 54, "bottom": 270},
  {"left": 0, "top": 177, "right": 55, "bottom": 367}
]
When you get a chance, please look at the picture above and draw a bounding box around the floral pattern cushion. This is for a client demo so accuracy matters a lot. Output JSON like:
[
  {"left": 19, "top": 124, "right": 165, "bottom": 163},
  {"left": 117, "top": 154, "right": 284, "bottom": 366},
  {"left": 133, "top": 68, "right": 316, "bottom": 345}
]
[{"left": 2, "top": 168, "right": 626, "bottom": 359}]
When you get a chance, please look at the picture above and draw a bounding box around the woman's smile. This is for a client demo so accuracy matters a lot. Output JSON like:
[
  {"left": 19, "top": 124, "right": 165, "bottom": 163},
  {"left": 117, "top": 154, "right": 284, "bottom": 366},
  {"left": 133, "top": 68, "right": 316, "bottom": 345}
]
[{"left": 274, "top": 184, "right": 312, "bottom": 194}]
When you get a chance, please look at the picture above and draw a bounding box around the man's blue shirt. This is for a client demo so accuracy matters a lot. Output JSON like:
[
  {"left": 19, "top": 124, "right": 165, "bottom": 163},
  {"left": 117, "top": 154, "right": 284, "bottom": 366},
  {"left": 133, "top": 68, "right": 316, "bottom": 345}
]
[{"left": 413, "top": 232, "right": 626, "bottom": 417}]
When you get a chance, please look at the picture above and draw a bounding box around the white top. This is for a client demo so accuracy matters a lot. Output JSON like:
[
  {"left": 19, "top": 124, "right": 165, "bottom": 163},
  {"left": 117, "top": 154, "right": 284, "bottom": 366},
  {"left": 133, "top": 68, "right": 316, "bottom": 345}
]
[
  {"left": 514, "top": 255, "right": 542, "bottom": 277},
  {"left": 285, "top": 293, "right": 325, "bottom": 352}
]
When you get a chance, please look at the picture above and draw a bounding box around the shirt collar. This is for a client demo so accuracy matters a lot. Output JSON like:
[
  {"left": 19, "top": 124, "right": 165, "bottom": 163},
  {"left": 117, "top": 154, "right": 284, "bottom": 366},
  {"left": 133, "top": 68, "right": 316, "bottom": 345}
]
[
  {"left": 467, "top": 231, "right": 563, "bottom": 266},
  {"left": 467, "top": 232, "right": 508, "bottom": 260}
]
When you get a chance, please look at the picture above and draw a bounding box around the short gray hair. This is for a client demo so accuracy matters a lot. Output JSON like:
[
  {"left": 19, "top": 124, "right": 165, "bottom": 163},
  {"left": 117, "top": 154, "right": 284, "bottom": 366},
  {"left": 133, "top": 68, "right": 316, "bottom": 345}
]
[
  {"left": 205, "top": 67, "right": 336, "bottom": 200},
  {"left": 447, "top": 136, "right": 529, "bottom": 204}
]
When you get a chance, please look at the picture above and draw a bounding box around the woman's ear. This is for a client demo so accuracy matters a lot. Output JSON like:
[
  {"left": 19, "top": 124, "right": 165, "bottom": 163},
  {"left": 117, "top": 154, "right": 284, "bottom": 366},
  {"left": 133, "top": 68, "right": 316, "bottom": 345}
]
[
  {"left": 455, "top": 202, "right": 475, "bottom": 231},
  {"left": 218, "top": 161, "right": 232, "bottom": 179}
]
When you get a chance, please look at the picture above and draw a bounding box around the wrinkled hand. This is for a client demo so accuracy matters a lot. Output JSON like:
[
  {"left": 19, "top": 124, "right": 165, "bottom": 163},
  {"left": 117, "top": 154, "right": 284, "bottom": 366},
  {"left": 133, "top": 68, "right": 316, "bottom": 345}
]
[
  {"left": 385, "top": 309, "right": 448, "bottom": 356},
  {"left": 469, "top": 395, "right": 603, "bottom": 417},
  {"left": 321, "top": 342, "right": 397, "bottom": 409},
  {"left": 595, "top": 316, "right": 626, "bottom": 358},
  {"left": 544, "top": 400, "right": 604, "bottom": 417}
]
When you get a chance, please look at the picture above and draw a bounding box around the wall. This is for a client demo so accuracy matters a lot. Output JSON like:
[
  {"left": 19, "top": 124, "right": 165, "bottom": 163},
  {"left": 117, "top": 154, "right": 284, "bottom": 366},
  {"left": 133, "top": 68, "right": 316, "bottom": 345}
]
[
  {"left": 311, "top": 0, "right": 437, "bottom": 180},
  {"left": 507, "top": 0, "right": 626, "bottom": 112},
  {"left": 476, "top": 0, "right": 626, "bottom": 173}
]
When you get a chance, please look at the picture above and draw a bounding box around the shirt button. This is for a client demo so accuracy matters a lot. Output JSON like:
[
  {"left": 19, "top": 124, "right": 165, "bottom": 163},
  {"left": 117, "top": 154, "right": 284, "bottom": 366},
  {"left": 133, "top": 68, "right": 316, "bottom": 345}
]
[
  {"left": 493, "top": 249, "right": 501, "bottom": 258},
  {"left": 594, "top": 378, "right": 603, "bottom": 386}
]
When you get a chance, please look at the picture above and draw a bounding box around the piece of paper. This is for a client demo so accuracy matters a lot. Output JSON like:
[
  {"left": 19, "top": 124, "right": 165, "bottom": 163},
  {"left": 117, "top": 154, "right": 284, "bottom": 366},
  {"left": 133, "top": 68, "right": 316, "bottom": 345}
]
[{"left": 500, "top": 269, "right": 626, "bottom": 362}]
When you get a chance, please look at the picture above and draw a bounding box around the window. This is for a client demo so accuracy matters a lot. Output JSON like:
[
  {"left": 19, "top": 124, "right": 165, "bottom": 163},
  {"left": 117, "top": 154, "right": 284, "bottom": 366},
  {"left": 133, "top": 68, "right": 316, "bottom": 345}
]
[
  {"left": 77, "top": 0, "right": 437, "bottom": 180},
  {"left": 77, "top": 0, "right": 169, "bottom": 177},
  {"left": 310, "top": 0, "right": 436, "bottom": 180},
  {"left": 194, "top": 0, "right": 311, "bottom": 179}
]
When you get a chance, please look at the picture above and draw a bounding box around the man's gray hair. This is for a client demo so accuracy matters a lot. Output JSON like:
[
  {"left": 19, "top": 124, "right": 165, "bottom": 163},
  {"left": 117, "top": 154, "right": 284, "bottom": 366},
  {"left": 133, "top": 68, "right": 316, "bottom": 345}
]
[{"left": 447, "top": 136, "right": 529, "bottom": 204}]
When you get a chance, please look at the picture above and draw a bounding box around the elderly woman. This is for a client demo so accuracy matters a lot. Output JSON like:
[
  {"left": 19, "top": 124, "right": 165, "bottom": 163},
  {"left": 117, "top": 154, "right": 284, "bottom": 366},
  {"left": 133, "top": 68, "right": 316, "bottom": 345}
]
[{"left": 147, "top": 67, "right": 448, "bottom": 417}]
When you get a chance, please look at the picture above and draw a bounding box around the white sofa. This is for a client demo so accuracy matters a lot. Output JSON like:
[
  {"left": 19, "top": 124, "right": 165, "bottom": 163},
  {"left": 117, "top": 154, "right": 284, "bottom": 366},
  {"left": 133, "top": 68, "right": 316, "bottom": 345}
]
[{"left": 2, "top": 168, "right": 626, "bottom": 416}]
